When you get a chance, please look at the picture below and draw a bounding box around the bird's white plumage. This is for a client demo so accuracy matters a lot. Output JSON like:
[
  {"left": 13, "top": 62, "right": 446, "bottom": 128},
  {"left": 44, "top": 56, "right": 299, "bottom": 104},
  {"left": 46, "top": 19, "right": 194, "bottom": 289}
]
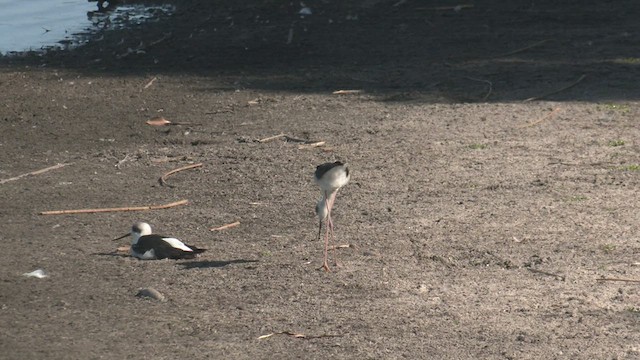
[
  {"left": 315, "top": 165, "right": 350, "bottom": 193},
  {"left": 316, "top": 198, "right": 328, "bottom": 221},
  {"left": 161, "top": 237, "right": 194, "bottom": 252}
]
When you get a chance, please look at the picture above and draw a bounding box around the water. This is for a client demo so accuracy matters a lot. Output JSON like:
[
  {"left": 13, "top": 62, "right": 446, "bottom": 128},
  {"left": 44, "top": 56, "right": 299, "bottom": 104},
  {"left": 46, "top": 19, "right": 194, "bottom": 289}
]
[{"left": 0, "top": 0, "right": 174, "bottom": 55}]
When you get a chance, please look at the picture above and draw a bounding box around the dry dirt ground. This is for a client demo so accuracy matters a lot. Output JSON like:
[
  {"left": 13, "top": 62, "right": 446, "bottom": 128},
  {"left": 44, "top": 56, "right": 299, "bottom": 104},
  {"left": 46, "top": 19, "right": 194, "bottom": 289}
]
[{"left": 1, "top": 1, "right": 640, "bottom": 359}]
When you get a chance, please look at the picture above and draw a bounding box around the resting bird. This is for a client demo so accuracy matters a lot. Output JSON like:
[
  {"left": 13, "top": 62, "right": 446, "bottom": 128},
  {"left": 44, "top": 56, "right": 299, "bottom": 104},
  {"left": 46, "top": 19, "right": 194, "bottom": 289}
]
[{"left": 113, "top": 222, "right": 206, "bottom": 260}]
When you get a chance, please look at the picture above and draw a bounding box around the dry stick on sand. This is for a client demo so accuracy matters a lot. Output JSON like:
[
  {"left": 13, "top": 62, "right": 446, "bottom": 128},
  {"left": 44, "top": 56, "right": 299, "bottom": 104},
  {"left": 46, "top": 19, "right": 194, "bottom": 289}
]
[
  {"left": 210, "top": 221, "right": 241, "bottom": 231},
  {"left": 526, "top": 267, "right": 565, "bottom": 281},
  {"left": 464, "top": 77, "right": 493, "bottom": 101},
  {"left": 257, "top": 133, "right": 286, "bottom": 143},
  {"left": 596, "top": 277, "right": 640, "bottom": 284},
  {"left": 0, "top": 163, "right": 72, "bottom": 185},
  {"left": 159, "top": 163, "right": 203, "bottom": 187},
  {"left": 258, "top": 331, "right": 342, "bottom": 340},
  {"left": 524, "top": 74, "right": 587, "bottom": 102},
  {"left": 143, "top": 76, "right": 157, "bottom": 90},
  {"left": 298, "top": 141, "right": 326, "bottom": 150},
  {"left": 332, "top": 89, "right": 363, "bottom": 95},
  {"left": 40, "top": 199, "right": 189, "bottom": 215},
  {"left": 493, "top": 39, "right": 551, "bottom": 58},
  {"left": 518, "top": 107, "right": 562, "bottom": 128}
]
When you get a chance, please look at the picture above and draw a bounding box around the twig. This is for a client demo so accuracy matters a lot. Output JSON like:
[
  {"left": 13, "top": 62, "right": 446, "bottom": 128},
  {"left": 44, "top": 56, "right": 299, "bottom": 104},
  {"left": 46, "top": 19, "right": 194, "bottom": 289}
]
[
  {"left": 332, "top": 89, "right": 363, "bottom": 95},
  {"left": 159, "top": 163, "right": 203, "bottom": 187},
  {"left": 258, "top": 331, "right": 342, "bottom": 340},
  {"left": 518, "top": 107, "right": 562, "bottom": 128},
  {"left": 526, "top": 267, "right": 565, "bottom": 281},
  {"left": 40, "top": 199, "right": 189, "bottom": 215},
  {"left": 464, "top": 77, "right": 493, "bottom": 101},
  {"left": 143, "top": 76, "right": 157, "bottom": 89},
  {"left": 0, "top": 163, "right": 72, "bottom": 184},
  {"left": 210, "top": 221, "right": 241, "bottom": 231},
  {"left": 298, "top": 141, "right": 326, "bottom": 150},
  {"left": 283, "top": 135, "right": 308, "bottom": 143},
  {"left": 328, "top": 244, "right": 352, "bottom": 250},
  {"left": 494, "top": 39, "right": 551, "bottom": 58},
  {"left": 524, "top": 74, "right": 587, "bottom": 102},
  {"left": 116, "top": 154, "right": 132, "bottom": 169},
  {"left": 596, "top": 277, "right": 640, "bottom": 284},
  {"left": 417, "top": 4, "right": 474, "bottom": 11},
  {"left": 258, "top": 133, "right": 286, "bottom": 143}
]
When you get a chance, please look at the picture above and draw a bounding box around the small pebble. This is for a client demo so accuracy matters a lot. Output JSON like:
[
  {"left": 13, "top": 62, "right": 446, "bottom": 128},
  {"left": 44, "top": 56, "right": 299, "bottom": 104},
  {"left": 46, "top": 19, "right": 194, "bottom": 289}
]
[{"left": 136, "top": 287, "right": 166, "bottom": 302}]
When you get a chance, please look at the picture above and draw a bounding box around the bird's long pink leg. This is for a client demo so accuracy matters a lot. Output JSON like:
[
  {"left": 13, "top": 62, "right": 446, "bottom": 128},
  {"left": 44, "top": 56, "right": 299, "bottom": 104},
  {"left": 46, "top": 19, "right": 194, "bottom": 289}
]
[
  {"left": 326, "top": 191, "right": 340, "bottom": 267},
  {"left": 322, "top": 191, "right": 332, "bottom": 271}
]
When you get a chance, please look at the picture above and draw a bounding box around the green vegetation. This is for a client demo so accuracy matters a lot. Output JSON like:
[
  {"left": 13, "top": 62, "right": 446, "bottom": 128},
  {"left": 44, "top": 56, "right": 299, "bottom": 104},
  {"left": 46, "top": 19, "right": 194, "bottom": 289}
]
[
  {"left": 607, "top": 140, "right": 625, "bottom": 147},
  {"left": 567, "top": 195, "right": 588, "bottom": 202},
  {"left": 468, "top": 143, "right": 488, "bottom": 150},
  {"left": 620, "top": 164, "right": 640, "bottom": 171},
  {"left": 598, "top": 103, "right": 631, "bottom": 113},
  {"left": 599, "top": 244, "right": 616, "bottom": 254}
]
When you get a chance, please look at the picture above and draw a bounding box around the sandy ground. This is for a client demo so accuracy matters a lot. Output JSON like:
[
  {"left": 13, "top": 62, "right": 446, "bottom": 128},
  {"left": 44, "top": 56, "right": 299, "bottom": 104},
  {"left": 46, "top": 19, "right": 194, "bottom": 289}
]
[{"left": 1, "top": 1, "right": 640, "bottom": 359}]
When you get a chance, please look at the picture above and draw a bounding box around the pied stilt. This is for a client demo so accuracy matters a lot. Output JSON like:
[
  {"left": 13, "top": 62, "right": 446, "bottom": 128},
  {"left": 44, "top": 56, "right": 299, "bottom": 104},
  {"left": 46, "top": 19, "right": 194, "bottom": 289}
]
[
  {"left": 113, "top": 222, "right": 206, "bottom": 260},
  {"left": 314, "top": 161, "right": 350, "bottom": 271}
]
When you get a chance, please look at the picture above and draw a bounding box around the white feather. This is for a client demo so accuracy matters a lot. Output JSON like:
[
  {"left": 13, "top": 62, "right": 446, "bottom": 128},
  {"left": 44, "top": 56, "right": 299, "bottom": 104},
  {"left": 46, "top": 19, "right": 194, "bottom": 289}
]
[{"left": 161, "top": 237, "right": 193, "bottom": 252}]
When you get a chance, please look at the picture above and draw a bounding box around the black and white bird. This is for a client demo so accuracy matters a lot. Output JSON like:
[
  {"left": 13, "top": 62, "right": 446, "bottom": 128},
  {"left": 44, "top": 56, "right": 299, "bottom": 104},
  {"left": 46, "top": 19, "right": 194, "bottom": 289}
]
[
  {"left": 113, "top": 222, "right": 206, "bottom": 260},
  {"left": 314, "top": 161, "right": 350, "bottom": 271}
]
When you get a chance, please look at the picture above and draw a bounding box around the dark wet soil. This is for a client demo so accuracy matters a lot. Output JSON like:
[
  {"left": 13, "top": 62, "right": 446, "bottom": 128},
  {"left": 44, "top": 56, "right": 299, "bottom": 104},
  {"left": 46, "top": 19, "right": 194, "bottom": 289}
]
[{"left": 1, "top": 1, "right": 640, "bottom": 359}]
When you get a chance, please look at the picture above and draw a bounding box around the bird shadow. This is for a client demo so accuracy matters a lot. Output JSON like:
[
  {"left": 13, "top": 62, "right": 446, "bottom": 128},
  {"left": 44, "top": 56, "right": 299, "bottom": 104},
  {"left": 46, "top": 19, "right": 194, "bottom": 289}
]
[
  {"left": 179, "top": 259, "right": 258, "bottom": 269},
  {"left": 92, "top": 251, "right": 130, "bottom": 258}
]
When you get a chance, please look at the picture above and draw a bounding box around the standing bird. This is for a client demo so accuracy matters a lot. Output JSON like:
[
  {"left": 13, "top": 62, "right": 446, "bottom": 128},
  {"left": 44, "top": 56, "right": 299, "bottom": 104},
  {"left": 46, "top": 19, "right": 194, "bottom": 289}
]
[
  {"left": 314, "top": 161, "right": 350, "bottom": 271},
  {"left": 113, "top": 222, "right": 206, "bottom": 260}
]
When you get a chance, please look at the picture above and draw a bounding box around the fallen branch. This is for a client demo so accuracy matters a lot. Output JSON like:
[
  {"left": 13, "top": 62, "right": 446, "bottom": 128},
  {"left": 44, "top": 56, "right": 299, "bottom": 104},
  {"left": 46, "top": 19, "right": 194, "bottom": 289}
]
[
  {"left": 524, "top": 74, "right": 587, "bottom": 102},
  {"left": 258, "top": 133, "right": 286, "bottom": 143},
  {"left": 40, "top": 199, "right": 189, "bottom": 215},
  {"left": 159, "top": 163, "right": 203, "bottom": 187},
  {"left": 596, "top": 277, "right": 640, "bottom": 284},
  {"left": 526, "top": 267, "right": 565, "bottom": 281},
  {"left": 146, "top": 116, "right": 196, "bottom": 126},
  {"left": 328, "top": 244, "right": 352, "bottom": 250},
  {"left": 332, "top": 89, "right": 363, "bottom": 95},
  {"left": 298, "top": 141, "right": 326, "bottom": 150},
  {"left": 284, "top": 135, "right": 309, "bottom": 143},
  {"left": 210, "top": 221, "right": 241, "bottom": 231},
  {"left": 417, "top": 4, "right": 474, "bottom": 11},
  {"left": 494, "top": 39, "right": 551, "bottom": 58},
  {"left": 464, "top": 76, "right": 493, "bottom": 101},
  {"left": 143, "top": 76, "right": 157, "bottom": 90},
  {"left": 0, "top": 163, "right": 72, "bottom": 184},
  {"left": 258, "top": 331, "right": 342, "bottom": 340},
  {"left": 518, "top": 107, "right": 562, "bottom": 128}
]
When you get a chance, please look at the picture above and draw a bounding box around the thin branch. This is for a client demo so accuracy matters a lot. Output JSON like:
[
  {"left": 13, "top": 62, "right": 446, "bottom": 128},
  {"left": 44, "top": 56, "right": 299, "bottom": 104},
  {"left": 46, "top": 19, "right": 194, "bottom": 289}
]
[
  {"left": 526, "top": 267, "right": 565, "bottom": 281},
  {"left": 493, "top": 39, "right": 551, "bottom": 58},
  {"left": 596, "top": 277, "right": 640, "bottom": 284},
  {"left": 143, "top": 76, "right": 157, "bottom": 90},
  {"left": 332, "top": 89, "right": 363, "bottom": 95},
  {"left": 298, "top": 141, "right": 326, "bottom": 150},
  {"left": 159, "top": 163, "right": 203, "bottom": 187},
  {"left": 210, "top": 221, "right": 241, "bottom": 231},
  {"left": 524, "top": 74, "right": 587, "bottom": 102},
  {"left": 464, "top": 76, "right": 493, "bottom": 101},
  {"left": 40, "top": 199, "right": 189, "bottom": 215},
  {"left": 0, "top": 163, "right": 72, "bottom": 184},
  {"left": 258, "top": 331, "right": 342, "bottom": 340},
  {"left": 518, "top": 107, "right": 562, "bottom": 128},
  {"left": 258, "top": 133, "right": 286, "bottom": 143}
]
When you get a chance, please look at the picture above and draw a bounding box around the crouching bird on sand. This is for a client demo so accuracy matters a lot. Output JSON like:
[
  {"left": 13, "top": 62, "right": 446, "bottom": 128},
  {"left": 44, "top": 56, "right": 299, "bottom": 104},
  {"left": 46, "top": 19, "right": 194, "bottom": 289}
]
[{"left": 113, "top": 222, "right": 206, "bottom": 260}]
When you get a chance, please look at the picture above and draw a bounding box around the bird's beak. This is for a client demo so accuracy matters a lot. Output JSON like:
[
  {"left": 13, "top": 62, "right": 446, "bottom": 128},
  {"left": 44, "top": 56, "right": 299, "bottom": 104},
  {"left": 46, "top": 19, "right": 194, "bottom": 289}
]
[{"left": 112, "top": 233, "right": 131, "bottom": 241}]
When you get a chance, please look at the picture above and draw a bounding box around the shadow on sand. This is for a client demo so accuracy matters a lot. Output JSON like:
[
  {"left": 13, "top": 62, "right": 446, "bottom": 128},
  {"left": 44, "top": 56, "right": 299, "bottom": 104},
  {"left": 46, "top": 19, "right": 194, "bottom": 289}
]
[{"left": 179, "top": 259, "right": 258, "bottom": 269}]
